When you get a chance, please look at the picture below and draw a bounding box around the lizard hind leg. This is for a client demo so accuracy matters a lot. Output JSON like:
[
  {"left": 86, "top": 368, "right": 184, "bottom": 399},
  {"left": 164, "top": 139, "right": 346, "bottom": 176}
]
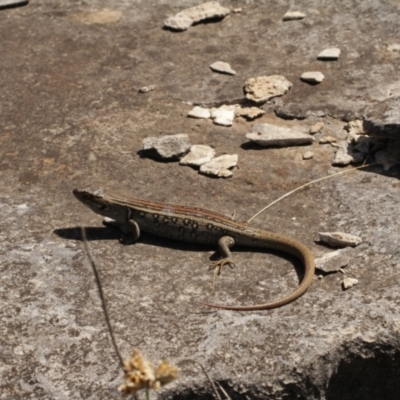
[{"left": 209, "top": 236, "right": 236, "bottom": 275}]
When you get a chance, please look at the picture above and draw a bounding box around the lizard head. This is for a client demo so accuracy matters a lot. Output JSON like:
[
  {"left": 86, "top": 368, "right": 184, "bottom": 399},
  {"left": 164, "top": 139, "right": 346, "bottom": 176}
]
[{"left": 73, "top": 187, "right": 112, "bottom": 217}]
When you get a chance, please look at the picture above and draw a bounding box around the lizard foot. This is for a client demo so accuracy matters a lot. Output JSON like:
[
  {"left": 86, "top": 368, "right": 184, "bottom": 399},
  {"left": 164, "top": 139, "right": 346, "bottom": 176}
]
[{"left": 209, "top": 258, "right": 235, "bottom": 276}]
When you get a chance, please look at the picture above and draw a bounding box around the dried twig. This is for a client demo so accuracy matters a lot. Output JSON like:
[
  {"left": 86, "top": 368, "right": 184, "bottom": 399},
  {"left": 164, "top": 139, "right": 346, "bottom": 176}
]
[
  {"left": 80, "top": 227, "right": 125, "bottom": 369},
  {"left": 200, "top": 364, "right": 222, "bottom": 400}
]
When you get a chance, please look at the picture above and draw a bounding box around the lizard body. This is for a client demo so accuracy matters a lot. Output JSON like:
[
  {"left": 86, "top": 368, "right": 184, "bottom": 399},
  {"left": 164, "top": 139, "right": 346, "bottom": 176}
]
[{"left": 73, "top": 187, "right": 315, "bottom": 311}]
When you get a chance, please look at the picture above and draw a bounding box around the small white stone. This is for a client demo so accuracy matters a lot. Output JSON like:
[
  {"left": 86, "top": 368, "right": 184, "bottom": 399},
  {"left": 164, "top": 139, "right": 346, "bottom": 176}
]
[
  {"left": 138, "top": 85, "right": 155, "bottom": 93},
  {"left": 235, "top": 107, "right": 265, "bottom": 120},
  {"left": 300, "top": 71, "right": 325, "bottom": 84},
  {"left": 179, "top": 145, "right": 215, "bottom": 166},
  {"left": 187, "top": 106, "right": 211, "bottom": 119},
  {"left": 302, "top": 151, "right": 314, "bottom": 160},
  {"left": 319, "top": 136, "right": 337, "bottom": 144},
  {"left": 211, "top": 105, "right": 236, "bottom": 126},
  {"left": 310, "top": 122, "right": 324, "bottom": 134},
  {"left": 342, "top": 277, "right": 359, "bottom": 290},
  {"left": 209, "top": 61, "right": 236, "bottom": 75},
  {"left": 164, "top": 1, "right": 230, "bottom": 31},
  {"left": 199, "top": 154, "right": 238, "bottom": 178},
  {"left": 246, "top": 124, "right": 314, "bottom": 147},
  {"left": 317, "top": 47, "right": 341, "bottom": 60},
  {"left": 283, "top": 11, "right": 306, "bottom": 21},
  {"left": 244, "top": 75, "right": 292, "bottom": 103},
  {"left": 233, "top": 7, "right": 242, "bottom": 13},
  {"left": 318, "top": 232, "right": 363, "bottom": 248}
]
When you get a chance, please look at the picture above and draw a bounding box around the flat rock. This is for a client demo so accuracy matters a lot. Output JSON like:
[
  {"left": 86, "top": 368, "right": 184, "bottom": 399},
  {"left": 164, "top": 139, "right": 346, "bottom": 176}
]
[
  {"left": 363, "top": 96, "right": 400, "bottom": 138},
  {"left": 332, "top": 141, "right": 354, "bottom": 166},
  {"left": 209, "top": 61, "right": 236, "bottom": 75},
  {"left": 235, "top": 106, "right": 265, "bottom": 120},
  {"left": 163, "top": 1, "right": 230, "bottom": 31},
  {"left": 142, "top": 133, "right": 191, "bottom": 160},
  {"left": 318, "top": 232, "right": 363, "bottom": 248},
  {"left": 301, "top": 71, "right": 325, "bottom": 84},
  {"left": 317, "top": 47, "right": 341, "bottom": 60},
  {"left": 0, "top": 0, "right": 28, "bottom": 8},
  {"left": 315, "top": 248, "right": 354, "bottom": 273},
  {"left": 283, "top": 11, "right": 306, "bottom": 21},
  {"left": 244, "top": 75, "right": 292, "bottom": 103},
  {"left": 187, "top": 106, "right": 211, "bottom": 119},
  {"left": 199, "top": 154, "right": 238, "bottom": 178},
  {"left": 246, "top": 123, "right": 314, "bottom": 147},
  {"left": 179, "top": 145, "right": 215, "bottom": 166},
  {"left": 310, "top": 122, "right": 324, "bottom": 134},
  {"left": 319, "top": 135, "right": 337, "bottom": 144},
  {"left": 210, "top": 105, "right": 236, "bottom": 126}
]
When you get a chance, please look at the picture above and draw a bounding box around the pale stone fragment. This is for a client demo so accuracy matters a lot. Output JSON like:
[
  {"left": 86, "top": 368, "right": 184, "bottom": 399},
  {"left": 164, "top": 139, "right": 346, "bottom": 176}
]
[
  {"left": 317, "top": 47, "right": 341, "bottom": 60},
  {"left": 344, "top": 120, "right": 365, "bottom": 138},
  {"left": 244, "top": 75, "right": 292, "bottom": 103},
  {"left": 300, "top": 71, "right": 325, "bottom": 84},
  {"left": 210, "top": 105, "right": 236, "bottom": 126},
  {"left": 332, "top": 142, "right": 354, "bottom": 166},
  {"left": 233, "top": 7, "right": 242, "bottom": 13},
  {"left": 342, "top": 277, "right": 359, "bottom": 290},
  {"left": 319, "top": 136, "right": 337, "bottom": 144},
  {"left": 179, "top": 145, "right": 215, "bottom": 166},
  {"left": 199, "top": 154, "right": 238, "bottom": 178},
  {"left": 315, "top": 248, "right": 353, "bottom": 273},
  {"left": 235, "top": 107, "right": 265, "bottom": 120},
  {"left": 302, "top": 151, "right": 314, "bottom": 160},
  {"left": 318, "top": 232, "right": 362, "bottom": 248},
  {"left": 142, "top": 134, "right": 191, "bottom": 160},
  {"left": 283, "top": 11, "right": 306, "bottom": 21},
  {"left": 209, "top": 61, "right": 236, "bottom": 75},
  {"left": 246, "top": 124, "right": 313, "bottom": 147},
  {"left": 164, "top": 1, "right": 230, "bottom": 31},
  {"left": 139, "top": 85, "right": 155, "bottom": 93},
  {"left": 187, "top": 106, "right": 211, "bottom": 119},
  {"left": 310, "top": 122, "right": 324, "bottom": 134}
]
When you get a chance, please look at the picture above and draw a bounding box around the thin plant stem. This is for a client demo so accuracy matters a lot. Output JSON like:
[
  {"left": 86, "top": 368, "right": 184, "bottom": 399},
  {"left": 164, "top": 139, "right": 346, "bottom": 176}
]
[
  {"left": 80, "top": 227, "right": 125, "bottom": 369},
  {"left": 247, "top": 163, "right": 377, "bottom": 223}
]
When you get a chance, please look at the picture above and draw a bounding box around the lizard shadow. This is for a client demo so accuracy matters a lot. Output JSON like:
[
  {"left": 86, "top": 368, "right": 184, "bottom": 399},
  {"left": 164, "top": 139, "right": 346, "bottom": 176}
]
[{"left": 54, "top": 226, "right": 304, "bottom": 283}]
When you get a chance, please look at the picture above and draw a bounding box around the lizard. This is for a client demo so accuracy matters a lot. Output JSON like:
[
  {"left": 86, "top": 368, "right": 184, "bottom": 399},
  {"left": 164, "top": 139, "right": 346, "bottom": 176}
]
[{"left": 73, "top": 187, "right": 315, "bottom": 311}]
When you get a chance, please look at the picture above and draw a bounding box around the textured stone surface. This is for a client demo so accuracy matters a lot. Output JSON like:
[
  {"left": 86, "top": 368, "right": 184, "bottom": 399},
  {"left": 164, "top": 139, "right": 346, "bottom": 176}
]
[
  {"left": 2, "top": 1, "right": 400, "bottom": 399},
  {"left": 179, "top": 144, "right": 215, "bottom": 166},
  {"left": 363, "top": 96, "right": 400, "bottom": 138},
  {"left": 199, "top": 154, "right": 238, "bottom": 177},
  {"left": 246, "top": 123, "right": 314, "bottom": 146},
  {"left": 244, "top": 75, "right": 292, "bottom": 103},
  {"left": 142, "top": 133, "right": 191, "bottom": 160},
  {"left": 164, "top": 1, "right": 230, "bottom": 31}
]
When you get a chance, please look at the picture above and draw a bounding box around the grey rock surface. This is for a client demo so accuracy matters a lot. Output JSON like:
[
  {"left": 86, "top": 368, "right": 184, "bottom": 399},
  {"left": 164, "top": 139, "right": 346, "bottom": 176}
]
[
  {"left": 2, "top": 1, "right": 400, "bottom": 399},
  {"left": 142, "top": 133, "right": 191, "bottom": 160},
  {"left": 247, "top": 123, "right": 314, "bottom": 146},
  {"left": 363, "top": 96, "right": 400, "bottom": 138},
  {"left": 164, "top": 1, "right": 230, "bottom": 31}
]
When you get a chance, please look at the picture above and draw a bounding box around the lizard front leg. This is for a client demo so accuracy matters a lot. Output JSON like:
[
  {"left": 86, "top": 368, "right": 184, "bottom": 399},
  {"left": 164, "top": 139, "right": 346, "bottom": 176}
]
[
  {"left": 103, "top": 218, "right": 140, "bottom": 244},
  {"left": 209, "top": 236, "right": 236, "bottom": 275}
]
